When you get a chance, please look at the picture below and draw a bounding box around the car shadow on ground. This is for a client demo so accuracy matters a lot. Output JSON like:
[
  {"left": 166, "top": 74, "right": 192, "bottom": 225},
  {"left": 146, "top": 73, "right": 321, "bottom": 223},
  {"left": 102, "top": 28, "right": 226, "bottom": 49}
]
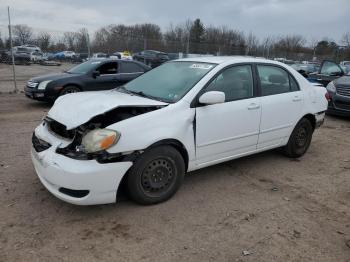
[{"left": 37, "top": 148, "right": 284, "bottom": 216}]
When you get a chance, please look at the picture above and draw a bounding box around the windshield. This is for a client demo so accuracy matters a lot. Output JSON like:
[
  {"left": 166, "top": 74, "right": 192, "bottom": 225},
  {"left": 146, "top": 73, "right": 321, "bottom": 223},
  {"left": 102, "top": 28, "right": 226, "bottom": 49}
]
[
  {"left": 67, "top": 60, "right": 102, "bottom": 74},
  {"left": 123, "top": 61, "right": 216, "bottom": 103}
]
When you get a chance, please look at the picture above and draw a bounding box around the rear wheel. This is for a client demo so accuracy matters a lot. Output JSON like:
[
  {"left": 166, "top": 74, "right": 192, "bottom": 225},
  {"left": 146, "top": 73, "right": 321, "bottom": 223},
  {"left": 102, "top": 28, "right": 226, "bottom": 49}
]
[
  {"left": 127, "top": 146, "right": 185, "bottom": 205},
  {"left": 283, "top": 118, "right": 313, "bottom": 158},
  {"left": 60, "top": 85, "right": 80, "bottom": 96}
]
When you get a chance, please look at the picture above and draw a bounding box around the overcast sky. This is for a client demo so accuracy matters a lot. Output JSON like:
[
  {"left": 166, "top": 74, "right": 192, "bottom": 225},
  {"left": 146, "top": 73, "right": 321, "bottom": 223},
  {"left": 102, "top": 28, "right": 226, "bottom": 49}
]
[{"left": 0, "top": 0, "right": 349, "bottom": 44}]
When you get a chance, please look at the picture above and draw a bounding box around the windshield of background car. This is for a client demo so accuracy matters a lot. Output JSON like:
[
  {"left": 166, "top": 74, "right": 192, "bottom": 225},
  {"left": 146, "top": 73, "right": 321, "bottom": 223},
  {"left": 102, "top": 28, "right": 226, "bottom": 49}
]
[
  {"left": 67, "top": 60, "right": 101, "bottom": 74},
  {"left": 123, "top": 61, "right": 216, "bottom": 102}
]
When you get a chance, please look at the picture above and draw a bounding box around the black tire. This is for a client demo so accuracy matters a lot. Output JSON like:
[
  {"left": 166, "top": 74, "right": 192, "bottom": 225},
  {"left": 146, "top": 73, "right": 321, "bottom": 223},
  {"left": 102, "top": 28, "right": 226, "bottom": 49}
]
[
  {"left": 60, "top": 85, "right": 81, "bottom": 96},
  {"left": 127, "top": 146, "right": 185, "bottom": 205},
  {"left": 283, "top": 118, "right": 313, "bottom": 158}
]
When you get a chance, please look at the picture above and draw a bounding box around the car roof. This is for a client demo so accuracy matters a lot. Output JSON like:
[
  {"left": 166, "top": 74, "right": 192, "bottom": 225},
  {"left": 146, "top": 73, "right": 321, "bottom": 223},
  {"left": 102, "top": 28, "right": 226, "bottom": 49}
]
[{"left": 175, "top": 56, "right": 285, "bottom": 66}]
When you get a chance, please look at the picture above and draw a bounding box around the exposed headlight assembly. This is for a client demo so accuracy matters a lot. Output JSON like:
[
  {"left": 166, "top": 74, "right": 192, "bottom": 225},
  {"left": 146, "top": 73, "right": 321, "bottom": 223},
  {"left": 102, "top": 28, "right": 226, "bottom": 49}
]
[
  {"left": 81, "top": 129, "right": 120, "bottom": 153},
  {"left": 38, "top": 80, "right": 52, "bottom": 90},
  {"left": 326, "top": 81, "right": 336, "bottom": 93}
]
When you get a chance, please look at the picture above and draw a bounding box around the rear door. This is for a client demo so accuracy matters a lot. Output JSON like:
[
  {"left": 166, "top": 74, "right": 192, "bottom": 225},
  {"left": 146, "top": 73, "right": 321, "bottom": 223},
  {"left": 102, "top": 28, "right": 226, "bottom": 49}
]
[
  {"left": 89, "top": 61, "right": 120, "bottom": 90},
  {"left": 118, "top": 61, "right": 146, "bottom": 84},
  {"left": 256, "top": 64, "right": 304, "bottom": 149}
]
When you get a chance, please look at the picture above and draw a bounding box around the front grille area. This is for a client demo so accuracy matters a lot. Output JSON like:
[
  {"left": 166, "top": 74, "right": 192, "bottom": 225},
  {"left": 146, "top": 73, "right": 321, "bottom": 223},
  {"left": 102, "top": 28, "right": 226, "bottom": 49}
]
[
  {"left": 59, "top": 187, "right": 89, "bottom": 198},
  {"left": 45, "top": 118, "right": 75, "bottom": 139},
  {"left": 337, "top": 85, "right": 350, "bottom": 97},
  {"left": 334, "top": 100, "right": 350, "bottom": 111},
  {"left": 32, "top": 133, "right": 51, "bottom": 152}
]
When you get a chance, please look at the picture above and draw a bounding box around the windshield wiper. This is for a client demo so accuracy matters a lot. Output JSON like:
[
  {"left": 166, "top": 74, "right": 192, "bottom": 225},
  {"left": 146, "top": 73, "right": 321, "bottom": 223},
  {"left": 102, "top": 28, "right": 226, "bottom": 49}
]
[{"left": 116, "top": 86, "right": 171, "bottom": 103}]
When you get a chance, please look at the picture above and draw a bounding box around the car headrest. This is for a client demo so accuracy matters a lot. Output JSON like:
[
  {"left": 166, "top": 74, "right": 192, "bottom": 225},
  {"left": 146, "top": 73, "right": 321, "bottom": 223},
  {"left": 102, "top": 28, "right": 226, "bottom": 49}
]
[{"left": 269, "top": 74, "right": 287, "bottom": 84}]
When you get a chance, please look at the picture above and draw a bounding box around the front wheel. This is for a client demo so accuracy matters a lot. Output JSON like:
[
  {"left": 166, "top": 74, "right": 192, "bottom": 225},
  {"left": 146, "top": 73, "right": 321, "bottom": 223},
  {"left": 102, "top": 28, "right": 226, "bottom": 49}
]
[
  {"left": 127, "top": 146, "right": 185, "bottom": 205},
  {"left": 283, "top": 118, "right": 313, "bottom": 158}
]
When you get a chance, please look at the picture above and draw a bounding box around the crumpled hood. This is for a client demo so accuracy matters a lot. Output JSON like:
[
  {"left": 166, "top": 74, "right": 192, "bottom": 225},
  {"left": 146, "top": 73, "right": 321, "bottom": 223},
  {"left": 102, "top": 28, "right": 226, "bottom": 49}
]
[{"left": 47, "top": 90, "right": 168, "bottom": 129}]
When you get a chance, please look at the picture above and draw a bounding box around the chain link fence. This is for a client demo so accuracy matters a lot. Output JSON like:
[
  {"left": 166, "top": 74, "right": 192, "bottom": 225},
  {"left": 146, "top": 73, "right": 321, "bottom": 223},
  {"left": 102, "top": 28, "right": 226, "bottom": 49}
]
[{"left": 1, "top": 24, "right": 350, "bottom": 94}]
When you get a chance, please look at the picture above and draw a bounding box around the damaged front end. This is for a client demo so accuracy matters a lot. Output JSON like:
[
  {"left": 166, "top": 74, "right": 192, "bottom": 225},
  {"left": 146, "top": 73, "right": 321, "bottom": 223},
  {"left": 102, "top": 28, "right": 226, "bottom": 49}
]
[{"left": 37, "top": 106, "right": 163, "bottom": 163}]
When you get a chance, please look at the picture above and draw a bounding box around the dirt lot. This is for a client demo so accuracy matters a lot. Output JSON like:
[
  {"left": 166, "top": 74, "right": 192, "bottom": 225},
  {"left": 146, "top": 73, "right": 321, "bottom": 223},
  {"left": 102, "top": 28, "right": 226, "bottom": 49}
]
[{"left": 0, "top": 64, "right": 350, "bottom": 261}]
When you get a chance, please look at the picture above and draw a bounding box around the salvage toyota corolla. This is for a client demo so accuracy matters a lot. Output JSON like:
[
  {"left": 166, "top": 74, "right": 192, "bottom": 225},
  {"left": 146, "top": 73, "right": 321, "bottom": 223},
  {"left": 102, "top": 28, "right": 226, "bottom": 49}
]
[{"left": 31, "top": 57, "right": 328, "bottom": 205}]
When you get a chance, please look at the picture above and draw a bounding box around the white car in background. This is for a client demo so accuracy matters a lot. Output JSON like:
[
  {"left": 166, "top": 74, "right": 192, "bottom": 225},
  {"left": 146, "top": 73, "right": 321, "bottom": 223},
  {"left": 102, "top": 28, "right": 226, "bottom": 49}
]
[
  {"left": 110, "top": 51, "right": 133, "bottom": 60},
  {"left": 30, "top": 51, "right": 44, "bottom": 63},
  {"left": 31, "top": 57, "right": 328, "bottom": 206},
  {"left": 92, "top": 52, "right": 108, "bottom": 59}
]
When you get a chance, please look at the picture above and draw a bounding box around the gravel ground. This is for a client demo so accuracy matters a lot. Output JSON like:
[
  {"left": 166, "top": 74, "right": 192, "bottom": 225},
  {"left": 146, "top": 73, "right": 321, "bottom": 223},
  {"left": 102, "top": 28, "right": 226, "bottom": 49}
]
[
  {"left": 0, "top": 64, "right": 349, "bottom": 261},
  {"left": 0, "top": 63, "right": 72, "bottom": 93}
]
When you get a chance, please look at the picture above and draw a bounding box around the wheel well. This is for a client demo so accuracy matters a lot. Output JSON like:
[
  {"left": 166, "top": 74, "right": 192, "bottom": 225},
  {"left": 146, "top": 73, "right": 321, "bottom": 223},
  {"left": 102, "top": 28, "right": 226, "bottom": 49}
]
[
  {"left": 302, "top": 114, "right": 316, "bottom": 130},
  {"left": 148, "top": 139, "right": 189, "bottom": 171},
  {"left": 116, "top": 139, "right": 189, "bottom": 202},
  {"left": 63, "top": 84, "right": 82, "bottom": 91}
]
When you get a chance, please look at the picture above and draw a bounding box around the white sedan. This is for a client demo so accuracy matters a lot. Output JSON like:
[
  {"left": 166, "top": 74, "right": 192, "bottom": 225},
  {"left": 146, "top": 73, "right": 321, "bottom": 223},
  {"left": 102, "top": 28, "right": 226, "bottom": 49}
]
[{"left": 31, "top": 57, "right": 328, "bottom": 205}]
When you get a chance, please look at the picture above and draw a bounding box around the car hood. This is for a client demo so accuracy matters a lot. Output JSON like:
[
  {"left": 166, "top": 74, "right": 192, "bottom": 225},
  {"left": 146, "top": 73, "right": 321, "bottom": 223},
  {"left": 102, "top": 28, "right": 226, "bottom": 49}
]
[
  {"left": 334, "top": 75, "right": 350, "bottom": 86},
  {"left": 31, "top": 72, "right": 78, "bottom": 82},
  {"left": 47, "top": 90, "right": 168, "bottom": 130}
]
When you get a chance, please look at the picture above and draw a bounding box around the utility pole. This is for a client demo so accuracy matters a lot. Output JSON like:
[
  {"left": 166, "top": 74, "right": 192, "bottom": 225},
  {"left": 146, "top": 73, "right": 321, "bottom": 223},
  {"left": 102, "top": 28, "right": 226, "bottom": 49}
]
[{"left": 7, "top": 6, "right": 18, "bottom": 93}]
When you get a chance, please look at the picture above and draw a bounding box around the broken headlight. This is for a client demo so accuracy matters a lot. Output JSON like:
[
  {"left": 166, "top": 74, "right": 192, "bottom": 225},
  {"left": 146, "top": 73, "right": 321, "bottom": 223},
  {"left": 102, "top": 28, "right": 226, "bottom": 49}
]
[{"left": 81, "top": 128, "right": 120, "bottom": 153}]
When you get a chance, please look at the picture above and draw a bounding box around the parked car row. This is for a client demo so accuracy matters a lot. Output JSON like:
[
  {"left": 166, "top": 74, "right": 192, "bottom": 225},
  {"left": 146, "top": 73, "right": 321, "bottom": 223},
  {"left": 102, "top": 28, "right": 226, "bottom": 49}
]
[
  {"left": 289, "top": 59, "right": 350, "bottom": 117},
  {"left": 306, "top": 60, "right": 350, "bottom": 117}
]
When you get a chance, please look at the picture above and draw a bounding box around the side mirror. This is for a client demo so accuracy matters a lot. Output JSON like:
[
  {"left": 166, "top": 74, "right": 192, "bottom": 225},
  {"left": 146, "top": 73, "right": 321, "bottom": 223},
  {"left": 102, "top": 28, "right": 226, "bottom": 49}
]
[
  {"left": 92, "top": 71, "right": 100, "bottom": 78},
  {"left": 199, "top": 91, "right": 225, "bottom": 105}
]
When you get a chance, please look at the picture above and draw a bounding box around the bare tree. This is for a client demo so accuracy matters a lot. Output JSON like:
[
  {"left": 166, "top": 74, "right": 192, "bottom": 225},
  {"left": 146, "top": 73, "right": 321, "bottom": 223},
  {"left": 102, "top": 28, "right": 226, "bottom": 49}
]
[
  {"left": 36, "top": 32, "right": 51, "bottom": 51},
  {"left": 63, "top": 32, "right": 78, "bottom": 51},
  {"left": 13, "top": 24, "right": 33, "bottom": 45},
  {"left": 75, "top": 28, "right": 89, "bottom": 53},
  {"left": 0, "top": 32, "right": 4, "bottom": 49},
  {"left": 341, "top": 32, "right": 350, "bottom": 48},
  {"left": 245, "top": 32, "right": 259, "bottom": 55}
]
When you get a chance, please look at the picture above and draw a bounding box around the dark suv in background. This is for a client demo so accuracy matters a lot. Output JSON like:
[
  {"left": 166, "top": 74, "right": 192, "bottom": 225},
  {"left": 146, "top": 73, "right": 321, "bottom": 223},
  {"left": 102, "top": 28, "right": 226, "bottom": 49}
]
[
  {"left": 309, "top": 60, "right": 350, "bottom": 116},
  {"left": 133, "top": 50, "right": 169, "bottom": 68}
]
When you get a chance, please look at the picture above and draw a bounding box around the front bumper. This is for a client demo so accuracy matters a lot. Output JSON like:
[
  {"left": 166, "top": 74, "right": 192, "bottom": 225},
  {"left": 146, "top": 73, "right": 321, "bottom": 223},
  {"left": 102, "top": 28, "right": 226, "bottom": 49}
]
[
  {"left": 327, "top": 93, "right": 350, "bottom": 117},
  {"left": 24, "top": 86, "right": 59, "bottom": 101},
  {"left": 31, "top": 125, "right": 133, "bottom": 205}
]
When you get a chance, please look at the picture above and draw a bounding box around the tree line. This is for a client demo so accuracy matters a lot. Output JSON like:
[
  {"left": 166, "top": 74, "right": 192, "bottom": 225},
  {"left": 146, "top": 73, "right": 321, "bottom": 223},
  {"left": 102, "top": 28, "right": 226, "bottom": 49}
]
[{"left": 0, "top": 19, "right": 349, "bottom": 61}]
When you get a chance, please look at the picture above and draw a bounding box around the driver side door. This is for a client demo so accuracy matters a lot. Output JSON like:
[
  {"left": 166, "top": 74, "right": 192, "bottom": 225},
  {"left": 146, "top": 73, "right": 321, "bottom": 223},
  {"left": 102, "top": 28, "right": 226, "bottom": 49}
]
[
  {"left": 195, "top": 64, "right": 261, "bottom": 167},
  {"left": 87, "top": 61, "right": 120, "bottom": 91}
]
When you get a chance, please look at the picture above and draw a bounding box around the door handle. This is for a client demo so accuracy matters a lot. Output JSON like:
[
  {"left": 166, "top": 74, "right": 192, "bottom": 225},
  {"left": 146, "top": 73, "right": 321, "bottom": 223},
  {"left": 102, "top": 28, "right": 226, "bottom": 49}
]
[
  {"left": 292, "top": 96, "right": 302, "bottom": 102},
  {"left": 317, "top": 79, "right": 323, "bottom": 81},
  {"left": 247, "top": 103, "right": 260, "bottom": 110}
]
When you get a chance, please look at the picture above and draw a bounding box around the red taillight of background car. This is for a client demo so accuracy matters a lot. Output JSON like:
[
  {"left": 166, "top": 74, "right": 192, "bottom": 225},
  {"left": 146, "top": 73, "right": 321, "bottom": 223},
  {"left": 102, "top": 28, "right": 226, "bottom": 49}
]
[{"left": 325, "top": 92, "right": 331, "bottom": 101}]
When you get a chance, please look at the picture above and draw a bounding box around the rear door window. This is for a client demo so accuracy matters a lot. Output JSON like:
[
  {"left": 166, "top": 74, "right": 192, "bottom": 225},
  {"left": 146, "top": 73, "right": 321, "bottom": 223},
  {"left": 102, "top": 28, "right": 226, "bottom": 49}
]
[
  {"left": 257, "top": 65, "right": 299, "bottom": 96},
  {"left": 120, "top": 62, "right": 144, "bottom": 73},
  {"left": 97, "top": 62, "right": 119, "bottom": 75}
]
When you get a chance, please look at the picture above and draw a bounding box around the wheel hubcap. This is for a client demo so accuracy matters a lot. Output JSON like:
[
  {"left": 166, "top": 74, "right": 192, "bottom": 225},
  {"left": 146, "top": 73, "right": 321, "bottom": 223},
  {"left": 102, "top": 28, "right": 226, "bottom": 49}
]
[
  {"left": 296, "top": 126, "right": 307, "bottom": 147},
  {"left": 141, "top": 158, "right": 175, "bottom": 195}
]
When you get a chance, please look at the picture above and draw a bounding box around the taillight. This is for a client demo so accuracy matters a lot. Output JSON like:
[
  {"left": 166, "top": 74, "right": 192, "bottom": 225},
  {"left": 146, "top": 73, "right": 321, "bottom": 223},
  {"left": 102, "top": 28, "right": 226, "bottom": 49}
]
[{"left": 325, "top": 92, "right": 331, "bottom": 102}]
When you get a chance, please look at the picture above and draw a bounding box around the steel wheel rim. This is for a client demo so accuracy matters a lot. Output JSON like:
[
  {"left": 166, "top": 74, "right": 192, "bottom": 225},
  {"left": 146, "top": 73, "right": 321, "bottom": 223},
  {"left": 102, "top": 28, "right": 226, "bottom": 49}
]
[
  {"left": 296, "top": 126, "right": 308, "bottom": 148},
  {"left": 140, "top": 157, "right": 176, "bottom": 197}
]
